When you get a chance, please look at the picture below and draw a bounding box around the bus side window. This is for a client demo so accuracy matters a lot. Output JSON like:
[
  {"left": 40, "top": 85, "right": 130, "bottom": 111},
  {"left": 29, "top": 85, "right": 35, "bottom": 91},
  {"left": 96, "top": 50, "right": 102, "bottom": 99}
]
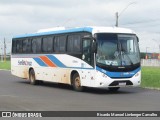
[
  {"left": 59, "top": 36, "right": 66, "bottom": 52},
  {"left": 67, "top": 35, "right": 81, "bottom": 53},
  {"left": 42, "top": 37, "right": 48, "bottom": 52},
  {"left": 74, "top": 35, "right": 81, "bottom": 52},
  {"left": 22, "top": 39, "right": 28, "bottom": 53},
  {"left": 32, "top": 39, "right": 37, "bottom": 54},
  {"left": 31, "top": 37, "right": 42, "bottom": 54},
  {"left": 42, "top": 37, "right": 53, "bottom": 53},
  {"left": 67, "top": 36, "right": 74, "bottom": 52},
  {"left": 54, "top": 36, "right": 66, "bottom": 52},
  {"left": 47, "top": 37, "right": 53, "bottom": 52},
  {"left": 54, "top": 37, "right": 60, "bottom": 52},
  {"left": 26, "top": 39, "right": 31, "bottom": 53},
  {"left": 12, "top": 40, "right": 16, "bottom": 53},
  {"left": 16, "top": 40, "right": 22, "bottom": 53},
  {"left": 36, "top": 37, "right": 42, "bottom": 53}
]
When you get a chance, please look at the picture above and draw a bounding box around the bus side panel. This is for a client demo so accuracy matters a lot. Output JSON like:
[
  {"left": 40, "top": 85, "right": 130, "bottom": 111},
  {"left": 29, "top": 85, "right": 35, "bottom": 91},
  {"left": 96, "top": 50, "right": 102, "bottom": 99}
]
[
  {"left": 11, "top": 57, "right": 29, "bottom": 79},
  {"left": 35, "top": 67, "right": 71, "bottom": 84},
  {"left": 78, "top": 69, "right": 96, "bottom": 87},
  {"left": 61, "top": 68, "right": 71, "bottom": 84}
]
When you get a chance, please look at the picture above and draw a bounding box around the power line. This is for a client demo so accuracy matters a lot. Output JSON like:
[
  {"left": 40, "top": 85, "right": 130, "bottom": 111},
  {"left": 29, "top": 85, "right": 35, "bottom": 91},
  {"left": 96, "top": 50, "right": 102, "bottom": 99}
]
[
  {"left": 117, "top": 16, "right": 160, "bottom": 32},
  {"left": 121, "top": 18, "right": 160, "bottom": 26},
  {"left": 125, "top": 23, "right": 160, "bottom": 28}
]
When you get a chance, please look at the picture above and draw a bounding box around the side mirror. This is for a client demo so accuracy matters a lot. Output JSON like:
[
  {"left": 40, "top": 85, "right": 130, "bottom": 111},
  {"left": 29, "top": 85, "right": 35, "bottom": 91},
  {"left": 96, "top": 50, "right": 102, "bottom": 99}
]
[{"left": 136, "top": 36, "right": 139, "bottom": 42}]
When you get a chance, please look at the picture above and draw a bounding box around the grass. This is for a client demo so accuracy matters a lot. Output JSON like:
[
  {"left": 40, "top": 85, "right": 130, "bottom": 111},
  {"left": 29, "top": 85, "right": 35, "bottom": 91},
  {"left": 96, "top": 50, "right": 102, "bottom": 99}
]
[
  {"left": 141, "top": 67, "right": 160, "bottom": 88},
  {"left": 0, "top": 61, "right": 11, "bottom": 70},
  {"left": 0, "top": 61, "right": 159, "bottom": 88}
]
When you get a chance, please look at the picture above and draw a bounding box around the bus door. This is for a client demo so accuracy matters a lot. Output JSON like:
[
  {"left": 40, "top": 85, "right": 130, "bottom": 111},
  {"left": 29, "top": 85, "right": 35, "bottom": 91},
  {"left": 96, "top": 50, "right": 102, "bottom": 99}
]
[
  {"left": 82, "top": 38, "right": 95, "bottom": 67},
  {"left": 82, "top": 39, "right": 91, "bottom": 66},
  {"left": 82, "top": 38, "right": 95, "bottom": 86}
]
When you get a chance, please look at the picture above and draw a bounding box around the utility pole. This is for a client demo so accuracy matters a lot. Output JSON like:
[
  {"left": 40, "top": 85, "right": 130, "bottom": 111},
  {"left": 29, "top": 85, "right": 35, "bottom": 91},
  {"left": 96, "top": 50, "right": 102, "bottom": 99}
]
[
  {"left": 115, "top": 2, "right": 136, "bottom": 27},
  {"left": 115, "top": 12, "right": 119, "bottom": 27},
  {"left": 1, "top": 43, "right": 3, "bottom": 62},
  {"left": 4, "top": 38, "right": 6, "bottom": 62}
]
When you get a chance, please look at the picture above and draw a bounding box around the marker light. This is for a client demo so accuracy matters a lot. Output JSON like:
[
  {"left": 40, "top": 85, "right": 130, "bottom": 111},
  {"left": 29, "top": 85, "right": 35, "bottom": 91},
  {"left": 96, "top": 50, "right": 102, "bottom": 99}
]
[{"left": 135, "top": 72, "right": 139, "bottom": 77}]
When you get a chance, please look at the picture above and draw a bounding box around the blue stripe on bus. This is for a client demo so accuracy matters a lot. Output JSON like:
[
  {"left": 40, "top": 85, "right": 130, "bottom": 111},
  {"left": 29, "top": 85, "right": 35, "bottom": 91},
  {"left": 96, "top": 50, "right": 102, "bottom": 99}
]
[
  {"left": 46, "top": 55, "right": 66, "bottom": 67},
  {"left": 46, "top": 55, "right": 94, "bottom": 69},
  {"left": 96, "top": 66, "right": 140, "bottom": 78},
  {"left": 13, "top": 27, "right": 93, "bottom": 38},
  {"left": 33, "top": 58, "right": 48, "bottom": 67},
  {"left": 32, "top": 55, "right": 93, "bottom": 69}
]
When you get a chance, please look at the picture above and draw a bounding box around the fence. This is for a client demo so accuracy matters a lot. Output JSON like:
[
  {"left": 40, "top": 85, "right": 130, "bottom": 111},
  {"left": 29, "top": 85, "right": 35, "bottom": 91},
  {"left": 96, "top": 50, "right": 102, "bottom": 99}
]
[
  {"left": 0, "top": 55, "right": 10, "bottom": 61},
  {"left": 141, "top": 59, "right": 160, "bottom": 67}
]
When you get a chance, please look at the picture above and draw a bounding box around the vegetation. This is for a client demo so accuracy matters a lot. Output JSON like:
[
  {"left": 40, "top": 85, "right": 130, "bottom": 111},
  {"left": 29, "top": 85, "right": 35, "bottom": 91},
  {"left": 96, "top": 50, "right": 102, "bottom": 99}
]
[
  {"left": 141, "top": 67, "right": 160, "bottom": 88},
  {"left": 0, "top": 61, "right": 11, "bottom": 70}
]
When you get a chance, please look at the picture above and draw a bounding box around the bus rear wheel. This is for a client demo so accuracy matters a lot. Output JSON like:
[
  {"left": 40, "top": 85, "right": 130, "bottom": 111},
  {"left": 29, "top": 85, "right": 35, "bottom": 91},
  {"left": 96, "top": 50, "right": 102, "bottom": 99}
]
[
  {"left": 72, "top": 73, "right": 84, "bottom": 92},
  {"left": 29, "top": 69, "right": 38, "bottom": 85}
]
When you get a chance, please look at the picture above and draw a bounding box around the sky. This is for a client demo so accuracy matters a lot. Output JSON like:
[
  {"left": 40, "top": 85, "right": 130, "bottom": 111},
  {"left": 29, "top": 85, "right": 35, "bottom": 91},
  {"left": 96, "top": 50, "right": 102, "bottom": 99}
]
[{"left": 0, "top": 0, "right": 160, "bottom": 54}]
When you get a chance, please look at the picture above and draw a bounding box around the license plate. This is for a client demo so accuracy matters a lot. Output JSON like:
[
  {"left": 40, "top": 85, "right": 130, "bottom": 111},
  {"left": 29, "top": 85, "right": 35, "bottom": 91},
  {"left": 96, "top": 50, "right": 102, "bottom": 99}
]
[{"left": 119, "top": 82, "right": 126, "bottom": 86}]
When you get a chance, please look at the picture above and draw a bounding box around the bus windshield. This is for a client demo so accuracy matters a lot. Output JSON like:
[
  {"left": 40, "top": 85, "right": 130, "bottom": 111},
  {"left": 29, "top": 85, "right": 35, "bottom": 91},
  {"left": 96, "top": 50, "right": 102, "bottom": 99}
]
[{"left": 96, "top": 33, "right": 140, "bottom": 67}]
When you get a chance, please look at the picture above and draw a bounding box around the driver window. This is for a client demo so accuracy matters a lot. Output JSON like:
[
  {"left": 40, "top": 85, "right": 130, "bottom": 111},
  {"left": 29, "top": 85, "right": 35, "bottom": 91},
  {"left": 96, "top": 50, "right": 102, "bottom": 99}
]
[{"left": 82, "top": 39, "right": 91, "bottom": 65}]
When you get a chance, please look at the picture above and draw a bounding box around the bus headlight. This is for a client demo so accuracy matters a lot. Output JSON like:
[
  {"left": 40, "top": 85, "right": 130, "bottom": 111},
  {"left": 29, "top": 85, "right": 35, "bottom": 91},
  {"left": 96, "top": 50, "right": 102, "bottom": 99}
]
[
  {"left": 103, "top": 73, "right": 108, "bottom": 78},
  {"left": 135, "top": 72, "right": 139, "bottom": 77}
]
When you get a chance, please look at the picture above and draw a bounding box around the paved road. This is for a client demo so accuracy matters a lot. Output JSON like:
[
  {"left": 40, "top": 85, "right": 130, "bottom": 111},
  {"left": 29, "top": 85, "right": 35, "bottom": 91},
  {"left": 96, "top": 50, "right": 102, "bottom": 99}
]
[
  {"left": 0, "top": 70, "right": 160, "bottom": 111},
  {"left": 0, "top": 70, "right": 160, "bottom": 120}
]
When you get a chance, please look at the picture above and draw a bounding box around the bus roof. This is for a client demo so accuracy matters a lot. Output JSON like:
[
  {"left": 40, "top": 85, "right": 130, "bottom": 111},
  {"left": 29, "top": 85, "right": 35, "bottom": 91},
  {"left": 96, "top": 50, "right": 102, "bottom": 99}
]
[{"left": 13, "top": 26, "right": 135, "bottom": 39}]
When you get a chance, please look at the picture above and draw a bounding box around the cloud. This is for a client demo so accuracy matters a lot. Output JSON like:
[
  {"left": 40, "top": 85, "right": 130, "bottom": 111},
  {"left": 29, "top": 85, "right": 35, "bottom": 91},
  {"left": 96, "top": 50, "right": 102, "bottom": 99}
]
[
  {"left": 0, "top": 0, "right": 160, "bottom": 53},
  {"left": 138, "top": 31, "right": 160, "bottom": 53},
  {"left": 0, "top": 0, "right": 115, "bottom": 34}
]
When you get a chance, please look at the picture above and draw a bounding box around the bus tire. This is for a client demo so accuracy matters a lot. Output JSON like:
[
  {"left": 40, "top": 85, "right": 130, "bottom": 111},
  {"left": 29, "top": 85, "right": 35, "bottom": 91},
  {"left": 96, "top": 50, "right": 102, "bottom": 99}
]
[
  {"left": 108, "top": 87, "right": 120, "bottom": 92},
  {"left": 72, "top": 73, "right": 83, "bottom": 92},
  {"left": 29, "top": 69, "right": 38, "bottom": 85}
]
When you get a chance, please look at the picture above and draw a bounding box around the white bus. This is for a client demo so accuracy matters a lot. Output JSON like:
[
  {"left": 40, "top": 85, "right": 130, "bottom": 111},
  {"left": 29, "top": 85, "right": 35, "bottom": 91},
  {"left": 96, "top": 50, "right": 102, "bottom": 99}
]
[{"left": 11, "top": 26, "right": 141, "bottom": 92}]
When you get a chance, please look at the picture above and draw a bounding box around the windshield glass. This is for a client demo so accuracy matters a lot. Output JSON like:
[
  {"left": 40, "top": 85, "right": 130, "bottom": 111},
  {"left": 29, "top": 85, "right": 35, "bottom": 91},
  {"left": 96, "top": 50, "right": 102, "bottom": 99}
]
[{"left": 96, "top": 33, "right": 140, "bottom": 67}]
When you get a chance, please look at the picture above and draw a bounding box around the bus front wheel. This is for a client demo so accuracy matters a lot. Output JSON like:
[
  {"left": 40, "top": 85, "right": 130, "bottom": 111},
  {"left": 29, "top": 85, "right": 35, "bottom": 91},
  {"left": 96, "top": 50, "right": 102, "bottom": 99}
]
[
  {"left": 72, "top": 73, "right": 84, "bottom": 92},
  {"left": 29, "top": 69, "right": 38, "bottom": 85}
]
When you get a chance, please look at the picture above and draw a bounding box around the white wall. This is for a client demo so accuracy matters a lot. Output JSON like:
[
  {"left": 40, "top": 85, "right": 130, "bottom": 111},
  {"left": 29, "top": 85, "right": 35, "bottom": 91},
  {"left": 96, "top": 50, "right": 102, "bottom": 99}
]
[{"left": 141, "top": 59, "right": 160, "bottom": 67}]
